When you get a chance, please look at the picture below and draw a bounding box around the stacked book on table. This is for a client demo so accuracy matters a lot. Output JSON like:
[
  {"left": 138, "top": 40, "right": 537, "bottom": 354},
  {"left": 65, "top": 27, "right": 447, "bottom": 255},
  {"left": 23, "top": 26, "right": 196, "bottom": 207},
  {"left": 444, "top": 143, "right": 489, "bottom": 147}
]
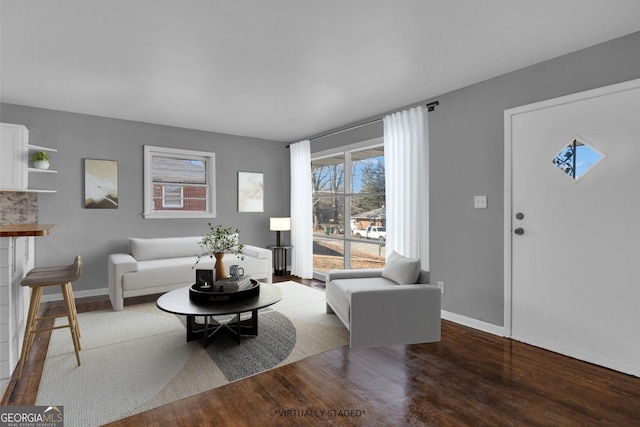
[{"left": 215, "top": 276, "right": 253, "bottom": 292}]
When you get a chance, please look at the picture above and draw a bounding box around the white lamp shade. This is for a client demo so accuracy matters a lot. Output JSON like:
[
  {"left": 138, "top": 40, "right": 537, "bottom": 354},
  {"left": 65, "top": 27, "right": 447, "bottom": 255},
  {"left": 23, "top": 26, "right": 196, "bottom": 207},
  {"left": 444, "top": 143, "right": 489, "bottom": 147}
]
[{"left": 270, "top": 217, "right": 291, "bottom": 231}]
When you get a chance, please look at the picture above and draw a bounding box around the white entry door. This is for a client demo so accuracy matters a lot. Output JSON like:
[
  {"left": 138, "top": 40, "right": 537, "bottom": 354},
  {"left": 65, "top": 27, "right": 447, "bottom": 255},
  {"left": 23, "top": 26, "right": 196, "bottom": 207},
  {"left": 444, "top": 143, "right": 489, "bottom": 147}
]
[{"left": 505, "top": 78, "right": 640, "bottom": 377}]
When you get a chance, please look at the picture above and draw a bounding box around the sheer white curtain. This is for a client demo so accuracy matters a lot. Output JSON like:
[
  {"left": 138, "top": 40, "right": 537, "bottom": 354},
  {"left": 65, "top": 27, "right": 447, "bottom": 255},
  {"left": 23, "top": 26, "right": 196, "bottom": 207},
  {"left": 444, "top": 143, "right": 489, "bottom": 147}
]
[
  {"left": 383, "top": 106, "right": 429, "bottom": 264},
  {"left": 290, "top": 140, "right": 313, "bottom": 278}
]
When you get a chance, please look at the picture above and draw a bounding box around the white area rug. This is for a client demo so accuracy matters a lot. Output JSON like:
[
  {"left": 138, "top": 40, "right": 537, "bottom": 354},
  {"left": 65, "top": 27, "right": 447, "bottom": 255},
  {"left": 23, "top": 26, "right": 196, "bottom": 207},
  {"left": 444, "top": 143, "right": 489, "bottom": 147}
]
[{"left": 36, "top": 281, "right": 348, "bottom": 427}]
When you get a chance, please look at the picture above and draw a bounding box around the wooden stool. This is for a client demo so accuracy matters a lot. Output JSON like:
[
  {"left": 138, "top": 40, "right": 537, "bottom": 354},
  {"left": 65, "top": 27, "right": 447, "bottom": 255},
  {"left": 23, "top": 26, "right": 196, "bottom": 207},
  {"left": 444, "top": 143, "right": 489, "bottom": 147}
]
[{"left": 16, "top": 256, "right": 82, "bottom": 379}]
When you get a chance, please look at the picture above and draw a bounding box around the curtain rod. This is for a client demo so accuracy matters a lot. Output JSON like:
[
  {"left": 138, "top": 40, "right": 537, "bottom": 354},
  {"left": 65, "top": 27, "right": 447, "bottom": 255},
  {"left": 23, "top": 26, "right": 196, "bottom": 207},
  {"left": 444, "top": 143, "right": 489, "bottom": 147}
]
[{"left": 288, "top": 101, "right": 438, "bottom": 147}]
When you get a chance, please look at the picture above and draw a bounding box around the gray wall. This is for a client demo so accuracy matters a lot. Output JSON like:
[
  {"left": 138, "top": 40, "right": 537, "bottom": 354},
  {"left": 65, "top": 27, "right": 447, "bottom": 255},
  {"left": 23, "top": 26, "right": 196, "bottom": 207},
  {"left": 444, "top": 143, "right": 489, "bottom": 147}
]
[
  {"left": 3, "top": 31, "right": 639, "bottom": 322},
  {"left": 0, "top": 105, "right": 290, "bottom": 295},
  {"left": 311, "top": 31, "right": 640, "bottom": 326}
]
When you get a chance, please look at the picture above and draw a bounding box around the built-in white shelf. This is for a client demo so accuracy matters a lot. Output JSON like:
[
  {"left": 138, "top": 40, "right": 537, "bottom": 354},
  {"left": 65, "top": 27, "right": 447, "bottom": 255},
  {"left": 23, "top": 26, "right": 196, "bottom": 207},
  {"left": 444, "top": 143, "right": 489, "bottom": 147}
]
[
  {"left": 1, "top": 124, "right": 58, "bottom": 193},
  {"left": 26, "top": 144, "right": 58, "bottom": 152},
  {"left": 26, "top": 168, "right": 58, "bottom": 174},
  {"left": 26, "top": 144, "right": 58, "bottom": 192},
  {"left": 24, "top": 189, "right": 57, "bottom": 193}
]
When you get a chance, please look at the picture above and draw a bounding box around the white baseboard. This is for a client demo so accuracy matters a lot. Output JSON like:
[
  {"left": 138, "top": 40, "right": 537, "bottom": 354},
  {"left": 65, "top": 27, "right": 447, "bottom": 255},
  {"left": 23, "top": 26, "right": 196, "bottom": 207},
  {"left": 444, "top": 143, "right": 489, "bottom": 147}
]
[
  {"left": 441, "top": 310, "right": 505, "bottom": 337},
  {"left": 40, "top": 287, "right": 109, "bottom": 303}
]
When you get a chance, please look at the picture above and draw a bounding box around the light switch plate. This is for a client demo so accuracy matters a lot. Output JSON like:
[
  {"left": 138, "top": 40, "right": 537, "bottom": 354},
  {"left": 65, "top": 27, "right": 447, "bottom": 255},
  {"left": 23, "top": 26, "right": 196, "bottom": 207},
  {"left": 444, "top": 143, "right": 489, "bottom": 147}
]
[{"left": 474, "top": 195, "right": 487, "bottom": 209}]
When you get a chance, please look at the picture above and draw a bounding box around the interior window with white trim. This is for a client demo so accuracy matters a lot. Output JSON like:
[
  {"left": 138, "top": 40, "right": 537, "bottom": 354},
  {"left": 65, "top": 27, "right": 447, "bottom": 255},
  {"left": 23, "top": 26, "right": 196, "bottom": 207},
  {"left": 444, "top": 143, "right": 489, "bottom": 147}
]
[{"left": 144, "top": 146, "right": 216, "bottom": 219}]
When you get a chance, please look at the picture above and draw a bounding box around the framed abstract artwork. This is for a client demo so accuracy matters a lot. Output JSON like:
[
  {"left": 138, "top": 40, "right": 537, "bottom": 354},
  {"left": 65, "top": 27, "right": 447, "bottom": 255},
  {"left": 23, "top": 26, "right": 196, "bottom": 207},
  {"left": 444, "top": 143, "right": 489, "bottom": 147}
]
[
  {"left": 84, "top": 159, "right": 118, "bottom": 209},
  {"left": 237, "top": 171, "right": 263, "bottom": 212}
]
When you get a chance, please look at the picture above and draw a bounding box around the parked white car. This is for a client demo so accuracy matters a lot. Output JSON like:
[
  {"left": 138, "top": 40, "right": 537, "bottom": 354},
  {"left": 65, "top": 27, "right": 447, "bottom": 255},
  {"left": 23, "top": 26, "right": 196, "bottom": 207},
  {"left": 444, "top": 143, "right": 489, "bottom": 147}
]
[{"left": 353, "top": 225, "right": 386, "bottom": 241}]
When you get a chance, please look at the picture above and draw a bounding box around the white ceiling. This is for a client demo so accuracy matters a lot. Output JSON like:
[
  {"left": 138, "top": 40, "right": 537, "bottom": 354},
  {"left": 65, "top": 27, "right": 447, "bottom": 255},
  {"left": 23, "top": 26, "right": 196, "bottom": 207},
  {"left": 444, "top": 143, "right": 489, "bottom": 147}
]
[{"left": 2, "top": 1, "right": 640, "bottom": 142}]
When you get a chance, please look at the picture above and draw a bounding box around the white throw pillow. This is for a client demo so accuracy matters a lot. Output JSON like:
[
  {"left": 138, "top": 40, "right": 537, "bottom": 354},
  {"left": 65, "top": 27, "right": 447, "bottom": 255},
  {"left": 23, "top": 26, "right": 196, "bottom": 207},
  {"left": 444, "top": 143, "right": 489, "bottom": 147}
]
[
  {"left": 129, "top": 236, "right": 204, "bottom": 261},
  {"left": 382, "top": 251, "right": 421, "bottom": 285}
]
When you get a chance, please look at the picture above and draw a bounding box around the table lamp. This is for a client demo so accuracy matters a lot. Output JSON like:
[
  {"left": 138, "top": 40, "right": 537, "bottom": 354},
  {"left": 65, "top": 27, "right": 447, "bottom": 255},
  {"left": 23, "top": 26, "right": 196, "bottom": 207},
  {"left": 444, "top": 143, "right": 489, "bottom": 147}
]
[{"left": 270, "top": 217, "right": 290, "bottom": 247}]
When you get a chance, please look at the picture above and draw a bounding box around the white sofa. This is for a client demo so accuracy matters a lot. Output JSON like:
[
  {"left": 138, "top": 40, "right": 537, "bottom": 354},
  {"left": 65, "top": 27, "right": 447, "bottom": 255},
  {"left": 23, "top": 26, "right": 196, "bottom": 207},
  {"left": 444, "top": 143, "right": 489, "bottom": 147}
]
[
  {"left": 325, "top": 251, "right": 441, "bottom": 348},
  {"left": 108, "top": 236, "right": 272, "bottom": 311}
]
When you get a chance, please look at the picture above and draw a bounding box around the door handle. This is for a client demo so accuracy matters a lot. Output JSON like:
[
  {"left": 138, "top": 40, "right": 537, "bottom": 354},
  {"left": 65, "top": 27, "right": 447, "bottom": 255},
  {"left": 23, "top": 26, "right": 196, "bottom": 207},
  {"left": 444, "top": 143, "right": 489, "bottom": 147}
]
[{"left": 514, "top": 228, "right": 525, "bottom": 235}]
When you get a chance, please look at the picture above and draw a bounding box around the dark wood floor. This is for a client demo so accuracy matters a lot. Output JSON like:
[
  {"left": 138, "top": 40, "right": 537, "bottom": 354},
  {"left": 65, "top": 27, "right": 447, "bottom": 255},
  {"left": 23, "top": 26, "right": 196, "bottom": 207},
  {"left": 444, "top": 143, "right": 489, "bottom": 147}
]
[{"left": 3, "top": 276, "right": 640, "bottom": 426}]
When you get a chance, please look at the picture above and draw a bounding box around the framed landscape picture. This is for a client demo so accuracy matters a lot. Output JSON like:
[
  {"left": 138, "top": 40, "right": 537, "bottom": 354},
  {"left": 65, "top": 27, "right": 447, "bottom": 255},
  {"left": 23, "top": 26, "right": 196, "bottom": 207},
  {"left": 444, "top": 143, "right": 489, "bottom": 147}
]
[
  {"left": 237, "top": 171, "right": 263, "bottom": 212},
  {"left": 84, "top": 159, "right": 118, "bottom": 209}
]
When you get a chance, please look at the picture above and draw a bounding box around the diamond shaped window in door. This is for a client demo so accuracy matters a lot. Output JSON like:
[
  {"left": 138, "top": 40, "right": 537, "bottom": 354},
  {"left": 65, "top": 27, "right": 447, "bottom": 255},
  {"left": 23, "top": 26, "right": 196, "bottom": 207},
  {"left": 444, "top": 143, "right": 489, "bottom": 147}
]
[{"left": 552, "top": 138, "right": 603, "bottom": 181}]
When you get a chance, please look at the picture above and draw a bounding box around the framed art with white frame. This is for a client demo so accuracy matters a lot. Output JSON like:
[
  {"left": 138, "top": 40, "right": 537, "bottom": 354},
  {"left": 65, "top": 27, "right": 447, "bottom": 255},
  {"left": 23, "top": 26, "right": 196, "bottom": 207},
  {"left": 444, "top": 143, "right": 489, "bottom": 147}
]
[{"left": 238, "top": 171, "right": 264, "bottom": 212}]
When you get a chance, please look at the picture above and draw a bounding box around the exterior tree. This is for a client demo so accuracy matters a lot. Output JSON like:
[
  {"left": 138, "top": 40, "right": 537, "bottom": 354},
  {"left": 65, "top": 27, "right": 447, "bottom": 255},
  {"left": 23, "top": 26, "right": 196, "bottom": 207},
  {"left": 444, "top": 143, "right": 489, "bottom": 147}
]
[
  {"left": 352, "top": 158, "right": 385, "bottom": 215},
  {"left": 312, "top": 162, "right": 344, "bottom": 231}
]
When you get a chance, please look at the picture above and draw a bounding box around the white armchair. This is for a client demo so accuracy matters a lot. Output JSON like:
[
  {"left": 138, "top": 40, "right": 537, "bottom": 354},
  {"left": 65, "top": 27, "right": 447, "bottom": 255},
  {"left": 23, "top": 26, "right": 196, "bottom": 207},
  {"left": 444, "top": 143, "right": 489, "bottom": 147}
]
[{"left": 325, "top": 252, "right": 441, "bottom": 348}]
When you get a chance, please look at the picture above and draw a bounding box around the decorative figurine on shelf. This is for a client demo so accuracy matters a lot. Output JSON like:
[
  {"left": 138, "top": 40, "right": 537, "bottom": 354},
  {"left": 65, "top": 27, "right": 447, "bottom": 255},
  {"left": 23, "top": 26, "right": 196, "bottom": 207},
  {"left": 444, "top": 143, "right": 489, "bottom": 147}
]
[{"left": 194, "top": 222, "right": 245, "bottom": 281}]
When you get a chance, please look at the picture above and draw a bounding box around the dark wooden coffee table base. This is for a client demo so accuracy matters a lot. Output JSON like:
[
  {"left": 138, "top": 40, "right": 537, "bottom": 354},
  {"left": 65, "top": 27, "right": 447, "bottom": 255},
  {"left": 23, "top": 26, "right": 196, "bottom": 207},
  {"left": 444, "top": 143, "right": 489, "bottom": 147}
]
[{"left": 186, "top": 310, "right": 259, "bottom": 345}]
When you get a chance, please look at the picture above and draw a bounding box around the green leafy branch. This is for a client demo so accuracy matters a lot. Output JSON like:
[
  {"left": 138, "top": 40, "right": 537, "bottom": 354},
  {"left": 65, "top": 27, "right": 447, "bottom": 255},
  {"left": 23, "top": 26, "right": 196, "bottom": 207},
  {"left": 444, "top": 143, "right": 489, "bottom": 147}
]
[{"left": 194, "top": 222, "right": 245, "bottom": 267}]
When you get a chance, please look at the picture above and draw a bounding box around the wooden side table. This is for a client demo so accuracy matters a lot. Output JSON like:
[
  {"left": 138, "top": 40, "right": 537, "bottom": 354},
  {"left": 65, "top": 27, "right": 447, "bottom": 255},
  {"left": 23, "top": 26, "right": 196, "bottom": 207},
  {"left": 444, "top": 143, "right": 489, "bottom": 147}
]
[{"left": 267, "top": 245, "right": 293, "bottom": 276}]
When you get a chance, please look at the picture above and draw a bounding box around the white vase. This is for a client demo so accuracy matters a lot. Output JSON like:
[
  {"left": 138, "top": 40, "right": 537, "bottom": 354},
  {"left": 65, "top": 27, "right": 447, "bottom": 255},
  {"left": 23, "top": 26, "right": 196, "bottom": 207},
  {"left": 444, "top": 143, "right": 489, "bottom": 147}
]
[{"left": 33, "top": 160, "right": 50, "bottom": 170}]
